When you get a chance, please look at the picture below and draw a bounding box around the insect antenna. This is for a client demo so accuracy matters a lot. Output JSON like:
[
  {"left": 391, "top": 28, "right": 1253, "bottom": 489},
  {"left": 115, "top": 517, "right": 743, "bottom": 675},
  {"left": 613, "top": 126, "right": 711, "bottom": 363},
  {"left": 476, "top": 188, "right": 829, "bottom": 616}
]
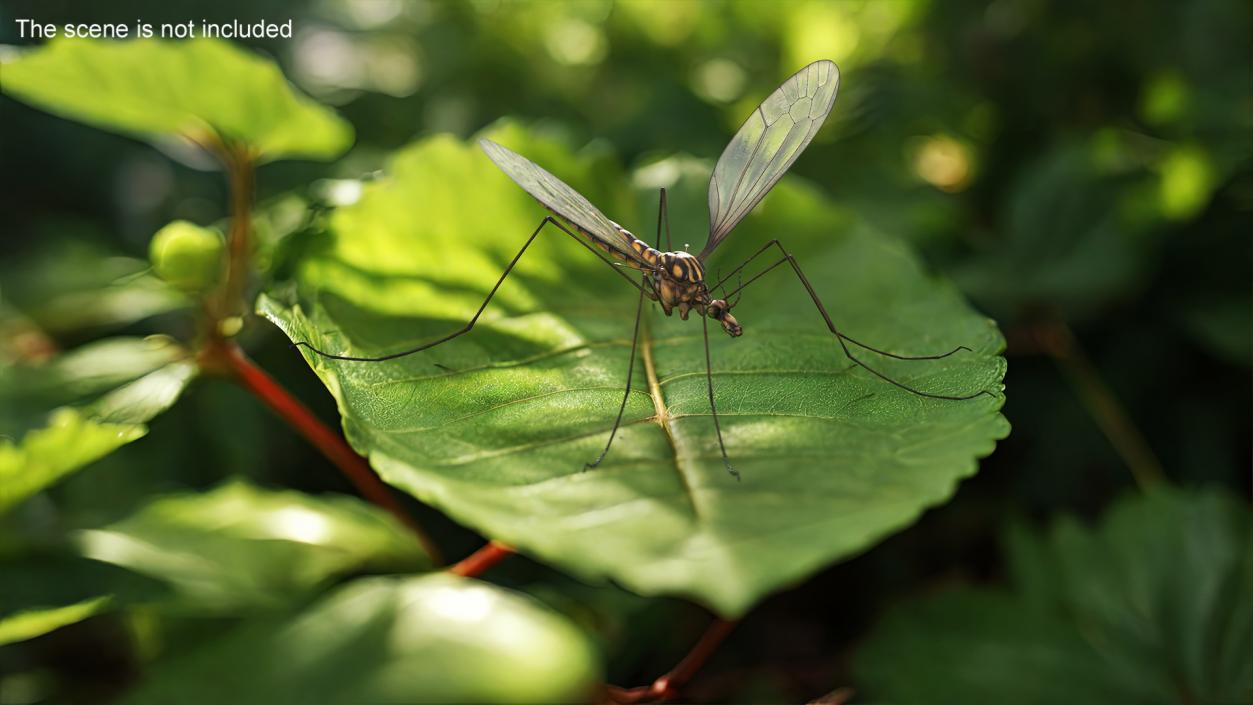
[{"left": 730, "top": 269, "right": 744, "bottom": 308}]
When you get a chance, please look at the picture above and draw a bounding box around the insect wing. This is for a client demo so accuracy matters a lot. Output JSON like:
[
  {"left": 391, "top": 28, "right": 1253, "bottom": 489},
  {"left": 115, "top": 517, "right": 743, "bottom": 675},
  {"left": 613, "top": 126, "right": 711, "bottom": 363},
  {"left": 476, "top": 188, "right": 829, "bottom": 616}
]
[
  {"left": 702, "top": 60, "right": 840, "bottom": 260},
  {"left": 479, "top": 139, "right": 650, "bottom": 265}
]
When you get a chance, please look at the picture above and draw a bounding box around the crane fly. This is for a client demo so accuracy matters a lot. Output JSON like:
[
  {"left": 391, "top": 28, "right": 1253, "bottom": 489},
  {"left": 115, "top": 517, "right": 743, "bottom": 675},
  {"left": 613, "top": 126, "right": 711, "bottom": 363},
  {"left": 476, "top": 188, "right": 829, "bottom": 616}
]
[{"left": 296, "top": 60, "right": 990, "bottom": 479}]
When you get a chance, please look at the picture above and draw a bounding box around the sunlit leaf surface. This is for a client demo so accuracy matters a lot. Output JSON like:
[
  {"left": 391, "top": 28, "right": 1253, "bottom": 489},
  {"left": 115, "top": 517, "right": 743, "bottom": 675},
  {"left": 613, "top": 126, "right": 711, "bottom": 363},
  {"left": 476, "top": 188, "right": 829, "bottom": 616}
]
[
  {"left": 261, "top": 124, "right": 1008, "bottom": 616},
  {"left": 78, "top": 479, "right": 432, "bottom": 612},
  {"left": 0, "top": 337, "right": 195, "bottom": 515},
  {"left": 0, "top": 38, "right": 352, "bottom": 162},
  {"left": 119, "top": 574, "right": 601, "bottom": 705},
  {"left": 855, "top": 488, "right": 1253, "bottom": 704}
]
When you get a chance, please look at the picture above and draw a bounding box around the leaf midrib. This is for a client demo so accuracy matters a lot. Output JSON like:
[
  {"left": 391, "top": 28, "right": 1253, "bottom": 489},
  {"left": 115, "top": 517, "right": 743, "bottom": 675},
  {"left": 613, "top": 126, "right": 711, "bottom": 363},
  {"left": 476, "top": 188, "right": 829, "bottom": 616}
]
[{"left": 640, "top": 320, "right": 704, "bottom": 519}]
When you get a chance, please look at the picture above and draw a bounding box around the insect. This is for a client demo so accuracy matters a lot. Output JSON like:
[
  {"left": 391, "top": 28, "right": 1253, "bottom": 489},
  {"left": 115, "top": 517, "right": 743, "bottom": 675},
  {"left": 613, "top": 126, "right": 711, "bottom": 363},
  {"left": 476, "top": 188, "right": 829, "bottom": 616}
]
[{"left": 296, "top": 59, "right": 988, "bottom": 479}]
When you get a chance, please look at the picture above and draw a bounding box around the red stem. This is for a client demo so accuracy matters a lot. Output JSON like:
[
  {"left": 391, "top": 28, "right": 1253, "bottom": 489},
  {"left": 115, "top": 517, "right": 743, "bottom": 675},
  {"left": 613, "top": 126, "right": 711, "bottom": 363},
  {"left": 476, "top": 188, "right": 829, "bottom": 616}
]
[
  {"left": 448, "top": 541, "right": 515, "bottom": 578},
  {"left": 191, "top": 139, "right": 447, "bottom": 563},
  {"left": 214, "top": 341, "right": 444, "bottom": 564},
  {"left": 605, "top": 618, "right": 739, "bottom": 703}
]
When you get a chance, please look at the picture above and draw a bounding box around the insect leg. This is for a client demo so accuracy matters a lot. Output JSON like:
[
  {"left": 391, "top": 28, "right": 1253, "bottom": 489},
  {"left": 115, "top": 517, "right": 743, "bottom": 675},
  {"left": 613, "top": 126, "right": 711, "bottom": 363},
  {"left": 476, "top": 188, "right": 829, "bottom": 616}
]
[
  {"left": 584, "top": 281, "right": 647, "bottom": 470},
  {"left": 293, "top": 216, "right": 651, "bottom": 362},
  {"left": 708, "top": 238, "right": 781, "bottom": 291},
  {"left": 722, "top": 241, "right": 992, "bottom": 400},
  {"left": 703, "top": 315, "right": 740, "bottom": 479},
  {"left": 587, "top": 188, "right": 670, "bottom": 468},
  {"left": 720, "top": 240, "right": 970, "bottom": 361}
]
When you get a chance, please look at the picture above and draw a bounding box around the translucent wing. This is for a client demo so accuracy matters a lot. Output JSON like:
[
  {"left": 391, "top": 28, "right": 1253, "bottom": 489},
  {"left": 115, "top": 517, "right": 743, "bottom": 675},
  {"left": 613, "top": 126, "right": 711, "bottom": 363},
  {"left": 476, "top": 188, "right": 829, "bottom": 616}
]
[
  {"left": 480, "top": 139, "right": 651, "bottom": 266},
  {"left": 701, "top": 60, "right": 840, "bottom": 260}
]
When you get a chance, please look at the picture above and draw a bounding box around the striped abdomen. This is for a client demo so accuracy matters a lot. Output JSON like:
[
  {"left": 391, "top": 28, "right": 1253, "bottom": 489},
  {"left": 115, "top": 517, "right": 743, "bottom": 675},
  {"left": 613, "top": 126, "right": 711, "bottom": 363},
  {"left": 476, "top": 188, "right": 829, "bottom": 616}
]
[{"left": 546, "top": 208, "right": 659, "bottom": 272}]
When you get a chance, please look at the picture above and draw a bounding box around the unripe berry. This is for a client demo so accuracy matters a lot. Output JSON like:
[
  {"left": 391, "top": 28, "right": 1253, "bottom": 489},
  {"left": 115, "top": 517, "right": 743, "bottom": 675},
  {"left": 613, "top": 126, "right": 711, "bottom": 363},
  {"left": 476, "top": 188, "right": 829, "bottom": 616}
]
[{"left": 149, "top": 221, "right": 224, "bottom": 292}]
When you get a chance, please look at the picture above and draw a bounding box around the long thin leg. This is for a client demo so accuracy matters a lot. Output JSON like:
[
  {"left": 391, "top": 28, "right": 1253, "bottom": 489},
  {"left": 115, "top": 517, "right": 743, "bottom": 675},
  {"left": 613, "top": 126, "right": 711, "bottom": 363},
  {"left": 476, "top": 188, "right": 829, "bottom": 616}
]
[
  {"left": 720, "top": 241, "right": 992, "bottom": 401},
  {"left": 294, "top": 217, "right": 653, "bottom": 362},
  {"left": 703, "top": 315, "right": 739, "bottom": 479},
  {"left": 584, "top": 282, "right": 646, "bottom": 469},
  {"left": 715, "top": 240, "right": 968, "bottom": 362},
  {"left": 586, "top": 191, "right": 672, "bottom": 468}
]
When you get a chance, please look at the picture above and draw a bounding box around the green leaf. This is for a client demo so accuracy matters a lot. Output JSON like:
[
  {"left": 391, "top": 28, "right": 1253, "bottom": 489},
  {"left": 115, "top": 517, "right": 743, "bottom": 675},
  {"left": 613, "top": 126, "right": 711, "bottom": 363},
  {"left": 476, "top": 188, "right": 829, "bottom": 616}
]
[
  {"left": 0, "top": 38, "right": 352, "bottom": 162},
  {"left": 0, "top": 337, "right": 195, "bottom": 515},
  {"left": 0, "top": 409, "right": 144, "bottom": 516},
  {"left": 0, "top": 596, "right": 111, "bottom": 647},
  {"left": 854, "top": 488, "right": 1253, "bottom": 705},
  {"left": 119, "top": 574, "right": 601, "bottom": 705},
  {"left": 78, "top": 479, "right": 432, "bottom": 612},
  {"left": 261, "top": 124, "right": 1008, "bottom": 616}
]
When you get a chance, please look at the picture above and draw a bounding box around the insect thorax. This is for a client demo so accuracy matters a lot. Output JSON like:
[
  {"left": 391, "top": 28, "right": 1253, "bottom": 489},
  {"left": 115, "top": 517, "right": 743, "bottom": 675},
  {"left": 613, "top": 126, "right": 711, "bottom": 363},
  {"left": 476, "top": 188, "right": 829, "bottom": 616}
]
[{"left": 652, "top": 251, "right": 709, "bottom": 319}]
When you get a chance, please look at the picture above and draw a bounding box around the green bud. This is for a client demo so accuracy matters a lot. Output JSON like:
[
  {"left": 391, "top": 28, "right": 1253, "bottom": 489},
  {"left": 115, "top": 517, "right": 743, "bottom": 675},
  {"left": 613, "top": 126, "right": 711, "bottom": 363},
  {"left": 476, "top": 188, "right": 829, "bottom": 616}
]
[
  {"left": 149, "top": 221, "right": 224, "bottom": 292},
  {"left": 218, "top": 316, "right": 244, "bottom": 337}
]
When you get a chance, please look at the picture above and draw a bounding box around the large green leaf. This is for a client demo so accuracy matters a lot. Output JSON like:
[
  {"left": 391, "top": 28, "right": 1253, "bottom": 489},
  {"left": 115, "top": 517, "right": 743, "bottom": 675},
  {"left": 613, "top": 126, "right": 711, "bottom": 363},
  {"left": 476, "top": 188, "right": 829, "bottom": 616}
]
[
  {"left": 854, "top": 487, "right": 1253, "bottom": 705},
  {"left": 0, "top": 38, "right": 351, "bottom": 162},
  {"left": 0, "top": 337, "right": 195, "bottom": 515},
  {"left": 77, "top": 479, "right": 432, "bottom": 612},
  {"left": 119, "top": 574, "right": 601, "bottom": 705},
  {"left": 261, "top": 124, "right": 1008, "bottom": 616}
]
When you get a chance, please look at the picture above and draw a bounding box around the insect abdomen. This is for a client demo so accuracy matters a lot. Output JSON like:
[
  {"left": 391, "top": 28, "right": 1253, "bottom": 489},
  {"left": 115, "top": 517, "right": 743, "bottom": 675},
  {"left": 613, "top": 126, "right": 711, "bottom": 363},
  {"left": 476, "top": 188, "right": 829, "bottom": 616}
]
[
  {"left": 627, "top": 235, "right": 662, "bottom": 266},
  {"left": 544, "top": 210, "right": 651, "bottom": 270}
]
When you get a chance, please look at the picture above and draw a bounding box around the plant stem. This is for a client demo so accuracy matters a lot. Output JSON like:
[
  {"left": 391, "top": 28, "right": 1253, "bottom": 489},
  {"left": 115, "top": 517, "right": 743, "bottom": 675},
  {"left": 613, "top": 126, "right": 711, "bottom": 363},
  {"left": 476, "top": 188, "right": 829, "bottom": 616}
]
[
  {"left": 1032, "top": 315, "right": 1165, "bottom": 490},
  {"left": 206, "top": 339, "right": 444, "bottom": 564},
  {"left": 218, "top": 147, "right": 255, "bottom": 322},
  {"left": 605, "top": 618, "right": 739, "bottom": 703},
  {"left": 448, "top": 541, "right": 515, "bottom": 578},
  {"left": 188, "top": 140, "right": 446, "bottom": 562}
]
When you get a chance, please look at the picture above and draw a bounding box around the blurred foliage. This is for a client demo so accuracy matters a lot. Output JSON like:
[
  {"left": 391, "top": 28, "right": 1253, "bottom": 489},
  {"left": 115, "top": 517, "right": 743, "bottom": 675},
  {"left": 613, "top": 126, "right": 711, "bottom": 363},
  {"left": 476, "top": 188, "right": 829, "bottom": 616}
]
[
  {"left": 0, "top": 239, "right": 187, "bottom": 340},
  {"left": 0, "top": 551, "right": 169, "bottom": 647},
  {"left": 855, "top": 488, "right": 1253, "bottom": 704},
  {"left": 1, "top": 37, "right": 353, "bottom": 163},
  {"left": 0, "top": 0, "right": 1249, "bottom": 703},
  {"left": 78, "top": 479, "right": 433, "bottom": 612},
  {"left": 0, "top": 596, "right": 112, "bottom": 648},
  {"left": 119, "top": 575, "right": 602, "bottom": 705},
  {"left": 262, "top": 123, "right": 1007, "bottom": 617},
  {"left": 0, "top": 337, "right": 194, "bottom": 516}
]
